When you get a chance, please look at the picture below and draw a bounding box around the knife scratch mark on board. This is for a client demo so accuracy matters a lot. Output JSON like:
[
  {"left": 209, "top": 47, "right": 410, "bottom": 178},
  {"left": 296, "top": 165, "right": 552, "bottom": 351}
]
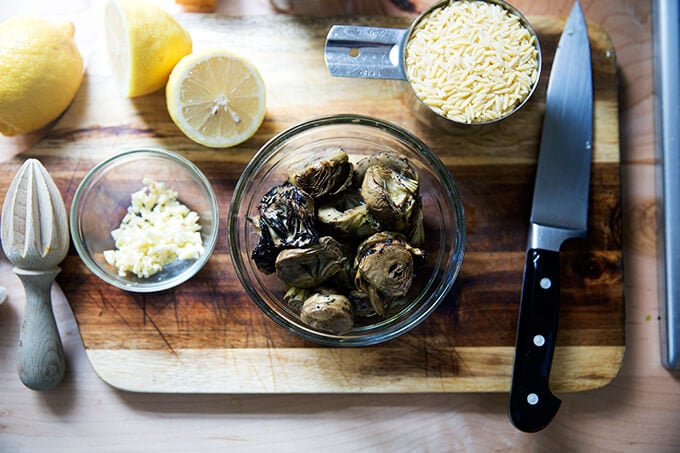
[
  {"left": 171, "top": 291, "right": 180, "bottom": 325},
  {"left": 265, "top": 347, "right": 279, "bottom": 390},
  {"left": 211, "top": 288, "right": 229, "bottom": 323},
  {"left": 136, "top": 297, "right": 178, "bottom": 357},
  {"left": 424, "top": 323, "right": 463, "bottom": 379},
  {"left": 94, "top": 289, "right": 137, "bottom": 332}
]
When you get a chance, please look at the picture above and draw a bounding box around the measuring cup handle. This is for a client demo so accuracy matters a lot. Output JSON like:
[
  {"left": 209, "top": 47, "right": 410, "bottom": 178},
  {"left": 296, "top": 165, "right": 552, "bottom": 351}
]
[{"left": 324, "top": 25, "right": 409, "bottom": 80}]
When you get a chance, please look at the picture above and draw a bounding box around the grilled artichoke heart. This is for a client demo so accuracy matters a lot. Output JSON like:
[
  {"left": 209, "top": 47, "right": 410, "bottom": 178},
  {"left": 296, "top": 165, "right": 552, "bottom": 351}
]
[
  {"left": 317, "top": 190, "right": 381, "bottom": 239},
  {"left": 353, "top": 151, "right": 419, "bottom": 187},
  {"left": 275, "top": 236, "right": 346, "bottom": 288},
  {"left": 361, "top": 165, "right": 419, "bottom": 233},
  {"left": 287, "top": 147, "right": 353, "bottom": 198},
  {"left": 251, "top": 183, "right": 318, "bottom": 273},
  {"left": 300, "top": 289, "right": 354, "bottom": 334},
  {"left": 354, "top": 232, "right": 425, "bottom": 316}
]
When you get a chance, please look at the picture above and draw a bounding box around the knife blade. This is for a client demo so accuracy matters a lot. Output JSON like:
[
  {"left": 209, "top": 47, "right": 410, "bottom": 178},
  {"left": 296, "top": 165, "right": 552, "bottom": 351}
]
[{"left": 508, "top": 1, "right": 593, "bottom": 433}]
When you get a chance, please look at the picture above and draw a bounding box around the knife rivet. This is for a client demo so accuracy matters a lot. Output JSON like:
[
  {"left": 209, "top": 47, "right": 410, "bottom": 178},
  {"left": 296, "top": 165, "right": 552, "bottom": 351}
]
[
  {"left": 527, "top": 393, "right": 539, "bottom": 405},
  {"left": 533, "top": 335, "right": 545, "bottom": 347},
  {"left": 539, "top": 278, "right": 552, "bottom": 289}
]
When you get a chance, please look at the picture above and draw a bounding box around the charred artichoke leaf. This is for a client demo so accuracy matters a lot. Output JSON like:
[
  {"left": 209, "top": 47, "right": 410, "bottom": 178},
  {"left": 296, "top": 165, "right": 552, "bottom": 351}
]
[
  {"left": 258, "top": 183, "right": 317, "bottom": 248},
  {"left": 287, "top": 147, "right": 353, "bottom": 199},
  {"left": 353, "top": 151, "right": 418, "bottom": 188},
  {"left": 247, "top": 215, "right": 262, "bottom": 235},
  {"left": 300, "top": 290, "right": 354, "bottom": 334},
  {"left": 252, "top": 235, "right": 278, "bottom": 274},
  {"left": 318, "top": 190, "right": 381, "bottom": 238},
  {"left": 361, "top": 165, "right": 419, "bottom": 232},
  {"left": 251, "top": 183, "right": 318, "bottom": 273},
  {"left": 249, "top": 214, "right": 277, "bottom": 272},
  {"left": 354, "top": 232, "right": 425, "bottom": 315},
  {"left": 406, "top": 198, "right": 425, "bottom": 246},
  {"left": 275, "top": 236, "right": 346, "bottom": 288}
]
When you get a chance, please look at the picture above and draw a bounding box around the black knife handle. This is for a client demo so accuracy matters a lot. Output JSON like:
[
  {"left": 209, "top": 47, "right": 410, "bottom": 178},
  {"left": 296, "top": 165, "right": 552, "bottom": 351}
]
[{"left": 509, "top": 248, "right": 562, "bottom": 433}]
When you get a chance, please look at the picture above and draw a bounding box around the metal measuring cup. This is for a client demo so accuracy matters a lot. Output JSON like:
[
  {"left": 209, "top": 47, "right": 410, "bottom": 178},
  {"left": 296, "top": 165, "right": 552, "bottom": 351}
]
[{"left": 324, "top": 0, "right": 542, "bottom": 132}]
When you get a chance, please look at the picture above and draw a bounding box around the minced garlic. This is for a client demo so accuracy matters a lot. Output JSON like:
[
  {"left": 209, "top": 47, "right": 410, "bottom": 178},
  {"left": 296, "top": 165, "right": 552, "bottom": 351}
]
[{"left": 104, "top": 178, "right": 204, "bottom": 278}]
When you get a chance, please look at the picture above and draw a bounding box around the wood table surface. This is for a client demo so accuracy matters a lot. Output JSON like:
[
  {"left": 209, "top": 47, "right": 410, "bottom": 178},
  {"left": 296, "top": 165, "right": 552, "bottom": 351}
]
[{"left": 0, "top": 0, "right": 676, "bottom": 451}]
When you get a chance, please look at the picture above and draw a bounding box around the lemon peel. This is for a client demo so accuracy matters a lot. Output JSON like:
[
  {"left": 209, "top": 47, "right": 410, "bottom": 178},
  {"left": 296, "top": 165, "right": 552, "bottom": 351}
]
[{"left": 0, "top": 16, "right": 84, "bottom": 136}]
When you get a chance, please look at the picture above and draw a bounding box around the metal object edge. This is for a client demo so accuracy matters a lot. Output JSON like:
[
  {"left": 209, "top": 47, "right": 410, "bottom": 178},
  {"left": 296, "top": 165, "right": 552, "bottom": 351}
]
[{"left": 652, "top": 0, "right": 680, "bottom": 370}]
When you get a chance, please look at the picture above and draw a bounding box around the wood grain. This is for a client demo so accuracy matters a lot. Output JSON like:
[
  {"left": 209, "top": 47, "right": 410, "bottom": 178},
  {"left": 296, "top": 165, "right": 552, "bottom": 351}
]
[{"left": 0, "top": 14, "right": 623, "bottom": 393}]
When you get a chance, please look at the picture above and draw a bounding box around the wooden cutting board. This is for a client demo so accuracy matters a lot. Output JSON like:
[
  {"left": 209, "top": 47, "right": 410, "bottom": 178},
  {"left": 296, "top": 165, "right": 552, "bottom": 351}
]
[{"left": 0, "top": 14, "right": 623, "bottom": 393}]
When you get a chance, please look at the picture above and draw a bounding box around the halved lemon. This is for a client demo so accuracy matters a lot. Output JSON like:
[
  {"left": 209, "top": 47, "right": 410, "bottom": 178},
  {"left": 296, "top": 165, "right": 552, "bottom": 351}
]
[
  {"left": 105, "top": 0, "right": 192, "bottom": 98},
  {"left": 166, "top": 49, "right": 266, "bottom": 148}
]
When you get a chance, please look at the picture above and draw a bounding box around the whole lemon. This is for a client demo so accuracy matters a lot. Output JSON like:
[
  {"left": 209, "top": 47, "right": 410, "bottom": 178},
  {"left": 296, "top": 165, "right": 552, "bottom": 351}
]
[
  {"left": 105, "top": 0, "right": 193, "bottom": 98},
  {"left": 0, "top": 16, "right": 84, "bottom": 136}
]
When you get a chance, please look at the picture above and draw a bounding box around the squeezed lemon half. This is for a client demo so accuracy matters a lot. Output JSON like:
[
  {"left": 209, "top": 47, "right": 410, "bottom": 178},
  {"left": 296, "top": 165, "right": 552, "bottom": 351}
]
[
  {"left": 105, "top": 0, "right": 192, "bottom": 98},
  {"left": 166, "top": 49, "right": 267, "bottom": 148}
]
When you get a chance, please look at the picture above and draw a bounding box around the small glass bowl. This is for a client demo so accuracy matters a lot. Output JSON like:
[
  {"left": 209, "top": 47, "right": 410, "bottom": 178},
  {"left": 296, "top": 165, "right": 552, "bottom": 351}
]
[
  {"left": 70, "top": 148, "right": 219, "bottom": 293},
  {"left": 228, "top": 114, "right": 466, "bottom": 346}
]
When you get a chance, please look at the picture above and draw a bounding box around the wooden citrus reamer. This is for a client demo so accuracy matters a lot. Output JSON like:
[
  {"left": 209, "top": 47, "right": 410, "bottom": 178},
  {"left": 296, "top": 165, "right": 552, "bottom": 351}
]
[{"left": 1, "top": 159, "right": 69, "bottom": 390}]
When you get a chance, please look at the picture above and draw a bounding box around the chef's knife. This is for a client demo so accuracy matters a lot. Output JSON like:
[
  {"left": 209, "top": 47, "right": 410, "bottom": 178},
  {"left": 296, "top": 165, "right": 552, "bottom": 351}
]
[{"left": 508, "top": 1, "right": 593, "bottom": 433}]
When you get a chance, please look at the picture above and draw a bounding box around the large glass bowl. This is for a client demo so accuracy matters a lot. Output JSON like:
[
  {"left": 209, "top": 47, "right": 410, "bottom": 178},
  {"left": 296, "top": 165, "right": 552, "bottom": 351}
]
[
  {"left": 229, "top": 114, "right": 466, "bottom": 346},
  {"left": 70, "top": 148, "right": 220, "bottom": 293}
]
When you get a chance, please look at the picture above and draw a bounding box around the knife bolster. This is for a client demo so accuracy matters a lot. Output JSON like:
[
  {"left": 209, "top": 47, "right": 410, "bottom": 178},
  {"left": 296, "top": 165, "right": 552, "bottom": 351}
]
[{"left": 529, "top": 223, "right": 586, "bottom": 251}]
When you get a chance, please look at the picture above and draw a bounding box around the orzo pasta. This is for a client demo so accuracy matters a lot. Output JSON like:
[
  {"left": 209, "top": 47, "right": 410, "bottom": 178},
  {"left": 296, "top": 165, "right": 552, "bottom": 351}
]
[{"left": 405, "top": 0, "right": 539, "bottom": 124}]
